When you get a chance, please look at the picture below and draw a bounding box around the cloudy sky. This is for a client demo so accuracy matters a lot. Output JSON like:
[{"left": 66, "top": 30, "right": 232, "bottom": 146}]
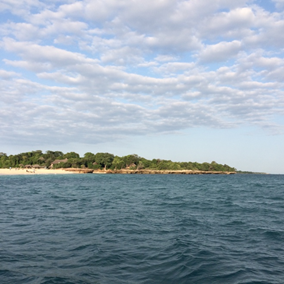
[{"left": 1, "top": 0, "right": 284, "bottom": 173}]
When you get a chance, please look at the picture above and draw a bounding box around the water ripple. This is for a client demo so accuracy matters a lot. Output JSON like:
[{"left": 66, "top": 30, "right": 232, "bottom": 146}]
[{"left": 0, "top": 174, "right": 284, "bottom": 283}]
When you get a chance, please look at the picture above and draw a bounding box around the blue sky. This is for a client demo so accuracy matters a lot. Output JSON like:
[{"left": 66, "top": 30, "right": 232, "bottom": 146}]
[{"left": 1, "top": 0, "right": 284, "bottom": 173}]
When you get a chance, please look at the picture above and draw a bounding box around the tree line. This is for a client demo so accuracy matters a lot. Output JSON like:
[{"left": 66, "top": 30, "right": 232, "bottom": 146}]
[{"left": 0, "top": 150, "right": 236, "bottom": 172}]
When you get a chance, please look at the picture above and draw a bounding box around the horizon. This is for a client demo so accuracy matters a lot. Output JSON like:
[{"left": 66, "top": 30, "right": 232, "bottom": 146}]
[{"left": 1, "top": 0, "right": 284, "bottom": 175}]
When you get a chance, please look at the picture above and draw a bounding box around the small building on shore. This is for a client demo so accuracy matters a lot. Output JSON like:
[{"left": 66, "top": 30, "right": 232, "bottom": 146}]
[{"left": 32, "top": 164, "right": 41, "bottom": 169}]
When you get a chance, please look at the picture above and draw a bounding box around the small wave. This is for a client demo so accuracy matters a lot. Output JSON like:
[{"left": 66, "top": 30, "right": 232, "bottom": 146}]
[
  {"left": 1, "top": 174, "right": 284, "bottom": 283},
  {"left": 75, "top": 228, "right": 94, "bottom": 235},
  {"left": 40, "top": 276, "right": 90, "bottom": 284},
  {"left": 262, "top": 230, "right": 284, "bottom": 241}
]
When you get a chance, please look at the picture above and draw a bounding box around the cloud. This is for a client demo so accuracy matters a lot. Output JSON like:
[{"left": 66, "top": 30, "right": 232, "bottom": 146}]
[
  {"left": 153, "top": 62, "right": 196, "bottom": 76},
  {"left": 0, "top": 0, "right": 284, "bottom": 148},
  {"left": 0, "top": 0, "right": 44, "bottom": 16},
  {"left": 200, "top": 7, "right": 255, "bottom": 38},
  {"left": 199, "top": 40, "right": 242, "bottom": 63},
  {"left": 2, "top": 38, "right": 98, "bottom": 69},
  {"left": 155, "top": 55, "right": 177, "bottom": 62},
  {"left": 0, "top": 69, "right": 20, "bottom": 79},
  {"left": 272, "top": 0, "right": 284, "bottom": 9},
  {"left": 100, "top": 46, "right": 143, "bottom": 65}
]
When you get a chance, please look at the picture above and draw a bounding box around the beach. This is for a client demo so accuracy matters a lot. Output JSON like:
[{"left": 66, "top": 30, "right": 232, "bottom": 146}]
[
  {"left": 0, "top": 168, "right": 75, "bottom": 175},
  {"left": 0, "top": 168, "right": 236, "bottom": 175}
]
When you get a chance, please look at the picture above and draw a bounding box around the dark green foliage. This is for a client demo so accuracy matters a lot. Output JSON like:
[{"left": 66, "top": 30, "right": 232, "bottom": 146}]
[
  {"left": 45, "top": 151, "right": 63, "bottom": 159},
  {"left": 63, "top": 152, "right": 80, "bottom": 159},
  {"left": 84, "top": 152, "right": 96, "bottom": 161},
  {"left": 95, "top": 153, "right": 114, "bottom": 169},
  {"left": 0, "top": 150, "right": 236, "bottom": 172},
  {"left": 157, "top": 161, "right": 181, "bottom": 170},
  {"left": 112, "top": 156, "right": 125, "bottom": 169},
  {"left": 139, "top": 158, "right": 151, "bottom": 168},
  {"left": 92, "top": 164, "right": 102, "bottom": 170},
  {"left": 122, "top": 154, "right": 139, "bottom": 167}
]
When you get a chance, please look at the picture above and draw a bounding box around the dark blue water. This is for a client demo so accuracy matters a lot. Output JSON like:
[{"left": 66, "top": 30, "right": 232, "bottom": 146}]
[{"left": 0, "top": 174, "right": 284, "bottom": 283}]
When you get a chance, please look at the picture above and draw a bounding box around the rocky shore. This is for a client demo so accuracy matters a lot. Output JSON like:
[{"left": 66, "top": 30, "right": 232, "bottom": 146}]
[
  {"left": 64, "top": 168, "right": 235, "bottom": 175},
  {"left": 105, "top": 169, "right": 235, "bottom": 175},
  {"left": 64, "top": 168, "right": 95, "bottom": 174}
]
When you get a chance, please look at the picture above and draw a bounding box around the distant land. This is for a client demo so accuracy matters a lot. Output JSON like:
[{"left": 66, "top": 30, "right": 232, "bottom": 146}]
[
  {"left": 0, "top": 150, "right": 236, "bottom": 174},
  {"left": 236, "top": 170, "right": 268, "bottom": 175}
]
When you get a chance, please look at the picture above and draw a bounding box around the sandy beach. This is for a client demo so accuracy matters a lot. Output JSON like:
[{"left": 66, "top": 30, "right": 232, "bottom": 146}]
[
  {"left": 0, "top": 168, "right": 75, "bottom": 175},
  {"left": 0, "top": 168, "right": 236, "bottom": 175}
]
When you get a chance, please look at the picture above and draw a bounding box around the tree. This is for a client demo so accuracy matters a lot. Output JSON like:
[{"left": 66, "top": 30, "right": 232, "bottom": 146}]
[
  {"left": 53, "top": 161, "right": 71, "bottom": 169},
  {"left": 137, "top": 161, "right": 145, "bottom": 170},
  {"left": 95, "top": 153, "right": 114, "bottom": 169},
  {"left": 43, "top": 158, "right": 50, "bottom": 168},
  {"left": 44, "top": 151, "right": 63, "bottom": 160},
  {"left": 200, "top": 162, "right": 210, "bottom": 171},
  {"left": 84, "top": 152, "right": 95, "bottom": 160},
  {"left": 112, "top": 156, "right": 125, "bottom": 169},
  {"left": 122, "top": 154, "right": 140, "bottom": 167},
  {"left": 140, "top": 158, "right": 151, "bottom": 168},
  {"left": 63, "top": 152, "right": 80, "bottom": 159}
]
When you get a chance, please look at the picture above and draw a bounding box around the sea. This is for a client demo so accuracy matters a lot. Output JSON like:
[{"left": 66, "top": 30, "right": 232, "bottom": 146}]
[{"left": 0, "top": 174, "right": 284, "bottom": 284}]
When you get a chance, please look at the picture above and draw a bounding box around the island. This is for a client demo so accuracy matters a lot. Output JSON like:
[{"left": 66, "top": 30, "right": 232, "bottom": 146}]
[{"left": 0, "top": 150, "right": 236, "bottom": 175}]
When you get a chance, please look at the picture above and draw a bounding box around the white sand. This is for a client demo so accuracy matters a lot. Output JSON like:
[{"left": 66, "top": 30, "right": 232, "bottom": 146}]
[{"left": 0, "top": 168, "right": 76, "bottom": 175}]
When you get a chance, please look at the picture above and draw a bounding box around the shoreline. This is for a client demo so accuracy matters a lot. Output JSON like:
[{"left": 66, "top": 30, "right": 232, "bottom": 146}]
[
  {"left": 0, "top": 168, "right": 236, "bottom": 176},
  {"left": 79, "top": 169, "right": 236, "bottom": 175},
  {"left": 0, "top": 168, "right": 76, "bottom": 175},
  {"left": 98, "top": 169, "right": 236, "bottom": 175}
]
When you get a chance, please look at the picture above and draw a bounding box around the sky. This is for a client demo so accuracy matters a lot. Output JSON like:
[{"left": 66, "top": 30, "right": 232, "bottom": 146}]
[{"left": 1, "top": 0, "right": 284, "bottom": 174}]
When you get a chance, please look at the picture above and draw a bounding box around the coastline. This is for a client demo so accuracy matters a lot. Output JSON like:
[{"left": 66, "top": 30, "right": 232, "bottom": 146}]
[
  {"left": 0, "top": 168, "right": 76, "bottom": 175},
  {"left": 0, "top": 168, "right": 236, "bottom": 175},
  {"left": 91, "top": 169, "right": 236, "bottom": 175}
]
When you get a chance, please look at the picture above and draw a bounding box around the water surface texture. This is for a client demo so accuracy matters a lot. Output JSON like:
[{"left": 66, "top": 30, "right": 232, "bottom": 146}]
[{"left": 1, "top": 174, "right": 284, "bottom": 283}]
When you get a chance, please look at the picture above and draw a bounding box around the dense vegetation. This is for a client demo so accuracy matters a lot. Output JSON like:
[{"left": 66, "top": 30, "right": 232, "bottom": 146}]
[{"left": 0, "top": 151, "right": 236, "bottom": 172}]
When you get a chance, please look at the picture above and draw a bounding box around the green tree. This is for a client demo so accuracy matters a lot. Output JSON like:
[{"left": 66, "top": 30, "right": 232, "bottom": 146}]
[
  {"left": 140, "top": 158, "right": 151, "bottom": 168},
  {"left": 112, "top": 156, "right": 125, "bottom": 169},
  {"left": 43, "top": 151, "right": 63, "bottom": 160},
  {"left": 95, "top": 153, "right": 114, "bottom": 169},
  {"left": 84, "top": 152, "right": 95, "bottom": 160},
  {"left": 64, "top": 152, "right": 80, "bottom": 159},
  {"left": 0, "top": 153, "right": 7, "bottom": 167},
  {"left": 122, "top": 154, "right": 140, "bottom": 167},
  {"left": 137, "top": 161, "right": 145, "bottom": 170},
  {"left": 200, "top": 162, "right": 210, "bottom": 171}
]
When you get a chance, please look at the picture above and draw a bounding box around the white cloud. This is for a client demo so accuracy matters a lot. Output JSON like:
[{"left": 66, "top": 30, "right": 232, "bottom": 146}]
[
  {"left": 2, "top": 38, "right": 98, "bottom": 68},
  {"left": 155, "top": 55, "right": 177, "bottom": 62},
  {"left": 100, "top": 46, "right": 143, "bottom": 65},
  {"left": 0, "top": 69, "right": 20, "bottom": 79},
  {"left": 272, "top": 0, "right": 284, "bottom": 9},
  {"left": 0, "top": 0, "right": 44, "bottom": 16},
  {"left": 199, "top": 40, "right": 242, "bottom": 63},
  {"left": 58, "top": 1, "right": 84, "bottom": 17},
  {"left": 153, "top": 62, "right": 196, "bottom": 75},
  {"left": 0, "top": 0, "right": 284, "bottom": 150},
  {"left": 201, "top": 7, "right": 255, "bottom": 38}
]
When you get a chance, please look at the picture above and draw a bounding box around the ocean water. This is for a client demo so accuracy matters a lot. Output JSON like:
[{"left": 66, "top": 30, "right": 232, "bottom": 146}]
[{"left": 0, "top": 174, "right": 284, "bottom": 284}]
